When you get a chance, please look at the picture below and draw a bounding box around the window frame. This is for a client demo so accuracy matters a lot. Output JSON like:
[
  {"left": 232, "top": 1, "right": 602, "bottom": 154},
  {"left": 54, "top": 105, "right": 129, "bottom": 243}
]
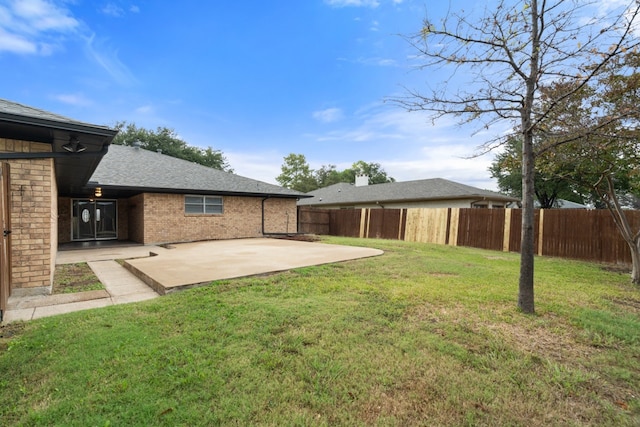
[{"left": 184, "top": 195, "right": 224, "bottom": 215}]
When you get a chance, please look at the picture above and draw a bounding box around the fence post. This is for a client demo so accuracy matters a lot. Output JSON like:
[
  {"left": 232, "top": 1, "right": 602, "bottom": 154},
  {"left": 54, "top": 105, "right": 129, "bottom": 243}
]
[
  {"left": 537, "top": 209, "right": 544, "bottom": 256},
  {"left": 398, "top": 209, "right": 405, "bottom": 240},
  {"left": 448, "top": 208, "right": 459, "bottom": 246},
  {"left": 503, "top": 209, "right": 512, "bottom": 252},
  {"left": 359, "top": 208, "right": 368, "bottom": 238}
]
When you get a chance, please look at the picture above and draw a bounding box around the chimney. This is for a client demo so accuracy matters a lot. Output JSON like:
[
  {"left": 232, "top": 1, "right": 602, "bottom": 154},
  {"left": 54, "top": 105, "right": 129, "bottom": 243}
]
[{"left": 355, "top": 175, "right": 369, "bottom": 187}]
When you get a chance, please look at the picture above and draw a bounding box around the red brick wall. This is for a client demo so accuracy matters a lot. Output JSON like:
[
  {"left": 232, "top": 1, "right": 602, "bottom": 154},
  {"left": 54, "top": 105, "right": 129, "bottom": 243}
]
[
  {"left": 263, "top": 197, "right": 298, "bottom": 234},
  {"left": 0, "top": 139, "right": 55, "bottom": 294},
  {"left": 138, "top": 193, "right": 298, "bottom": 244}
]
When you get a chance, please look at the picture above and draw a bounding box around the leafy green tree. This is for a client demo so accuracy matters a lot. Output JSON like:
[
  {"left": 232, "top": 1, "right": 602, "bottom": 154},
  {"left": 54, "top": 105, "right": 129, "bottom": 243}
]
[
  {"left": 276, "top": 154, "right": 318, "bottom": 192},
  {"left": 535, "top": 52, "right": 640, "bottom": 283},
  {"left": 278, "top": 155, "right": 396, "bottom": 192},
  {"left": 113, "top": 121, "right": 232, "bottom": 172},
  {"left": 314, "top": 164, "right": 350, "bottom": 188},
  {"left": 344, "top": 161, "right": 395, "bottom": 185},
  {"left": 391, "top": 0, "right": 640, "bottom": 313},
  {"left": 489, "top": 136, "right": 584, "bottom": 208}
]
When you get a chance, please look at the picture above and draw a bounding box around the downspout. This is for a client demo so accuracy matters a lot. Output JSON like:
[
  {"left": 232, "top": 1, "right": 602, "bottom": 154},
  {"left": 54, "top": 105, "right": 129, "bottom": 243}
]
[
  {"left": 261, "top": 196, "right": 303, "bottom": 237},
  {"left": 261, "top": 196, "right": 270, "bottom": 235}
]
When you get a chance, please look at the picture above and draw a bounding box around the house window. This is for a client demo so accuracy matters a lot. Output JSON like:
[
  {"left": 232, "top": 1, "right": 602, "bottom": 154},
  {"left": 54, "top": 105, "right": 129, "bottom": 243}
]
[{"left": 185, "top": 195, "right": 223, "bottom": 214}]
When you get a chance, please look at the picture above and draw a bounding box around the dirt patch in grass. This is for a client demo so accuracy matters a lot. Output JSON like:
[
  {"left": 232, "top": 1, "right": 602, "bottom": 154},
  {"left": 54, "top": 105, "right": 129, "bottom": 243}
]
[
  {"left": 428, "top": 272, "right": 459, "bottom": 277},
  {"left": 608, "top": 297, "right": 640, "bottom": 314},
  {"left": 53, "top": 263, "right": 105, "bottom": 294},
  {"left": 600, "top": 264, "right": 631, "bottom": 274},
  {"left": 0, "top": 322, "right": 25, "bottom": 352},
  {"left": 487, "top": 318, "right": 599, "bottom": 363}
]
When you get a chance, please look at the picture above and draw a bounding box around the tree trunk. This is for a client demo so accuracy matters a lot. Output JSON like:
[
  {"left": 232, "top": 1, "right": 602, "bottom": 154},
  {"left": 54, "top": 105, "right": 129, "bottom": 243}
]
[
  {"left": 628, "top": 240, "right": 640, "bottom": 285},
  {"left": 519, "top": 130, "right": 536, "bottom": 313},
  {"left": 518, "top": 0, "right": 539, "bottom": 314},
  {"left": 600, "top": 175, "right": 640, "bottom": 285}
]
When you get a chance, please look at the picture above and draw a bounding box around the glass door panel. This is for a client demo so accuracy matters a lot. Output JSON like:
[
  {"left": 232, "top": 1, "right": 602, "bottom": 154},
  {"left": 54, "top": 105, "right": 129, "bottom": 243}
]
[
  {"left": 96, "top": 201, "right": 117, "bottom": 239},
  {"left": 72, "top": 200, "right": 117, "bottom": 241}
]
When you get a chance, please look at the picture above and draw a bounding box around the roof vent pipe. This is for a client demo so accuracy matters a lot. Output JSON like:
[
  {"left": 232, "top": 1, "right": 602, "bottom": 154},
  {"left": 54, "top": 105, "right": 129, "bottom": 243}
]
[{"left": 132, "top": 140, "right": 141, "bottom": 150}]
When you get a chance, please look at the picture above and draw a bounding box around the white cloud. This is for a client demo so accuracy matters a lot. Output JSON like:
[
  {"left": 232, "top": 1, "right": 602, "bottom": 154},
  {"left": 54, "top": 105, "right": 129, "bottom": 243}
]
[
  {"left": 11, "top": 0, "right": 78, "bottom": 32},
  {"left": 130, "top": 5, "right": 140, "bottom": 13},
  {"left": 101, "top": 3, "right": 124, "bottom": 17},
  {"left": 83, "top": 33, "right": 137, "bottom": 85},
  {"left": 0, "top": 27, "right": 37, "bottom": 53},
  {"left": 312, "top": 107, "right": 344, "bottom": 123},
  {"left": 53, "top": 93, "right": 93, "bottom": 107},
  {"left": 306, "top": 104, "right": 506, "bottom": 190},
  {"left": 225, "top": 151, "right": 283, "bottom": 185},
  {"left": 324, "top": 0, "right": 380, "bottom": 8},
  {"left": 134, "top": 104, "right": 154, "bottom": 114},
  {"left": 0, "top": 0, "right": 78, "bottom": 54},
  {"left": 339, "top": 56, "right": 398, "bottom": 67}
]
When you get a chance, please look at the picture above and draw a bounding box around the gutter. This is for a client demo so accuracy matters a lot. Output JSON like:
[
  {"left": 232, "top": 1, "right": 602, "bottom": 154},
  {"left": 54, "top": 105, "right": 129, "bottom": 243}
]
[{"left": 0, "top": 113, "right": 118, "bottom": 137}]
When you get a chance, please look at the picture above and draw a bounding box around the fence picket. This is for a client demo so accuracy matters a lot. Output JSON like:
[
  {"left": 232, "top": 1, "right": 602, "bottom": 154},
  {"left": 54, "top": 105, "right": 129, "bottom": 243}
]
[{"left": 297, "top": 207, "right": 640, "bottom": 266}]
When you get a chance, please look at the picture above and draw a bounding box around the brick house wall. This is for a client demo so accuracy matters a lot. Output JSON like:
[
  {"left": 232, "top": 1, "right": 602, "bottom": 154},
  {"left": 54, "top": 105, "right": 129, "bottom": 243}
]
[
  {"left": 137, "top": 193, "right": 298, "bottom": 244},
  {"left": 0, "top": 138, "right": 56, "bottom": 295},
  {"left": 263, "top": 197, "right": 298, "bottom": 234},
  {"left": 57, "top": 192, "right": 299, "bottom": 246}
]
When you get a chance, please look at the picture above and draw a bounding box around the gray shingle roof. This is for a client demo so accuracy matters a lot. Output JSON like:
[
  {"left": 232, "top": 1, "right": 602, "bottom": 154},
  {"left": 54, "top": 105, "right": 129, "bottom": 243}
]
[
  {"left": 91, "top": 144, "right": 306, "bottom": 198},
  {"left": 0, "top": 98, "right": 115, "bottom": 135},
  {"left": 297, "top": 178, "right": 518, "bottom": 206}
]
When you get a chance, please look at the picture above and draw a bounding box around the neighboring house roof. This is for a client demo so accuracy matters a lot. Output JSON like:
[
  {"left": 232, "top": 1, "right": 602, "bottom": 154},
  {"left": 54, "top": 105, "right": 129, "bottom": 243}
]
[
  {"left": 90, "top": 144, "right": 308, "bottom": 199},
  {"left": 297, "top": 178, "right": 518, "bottom": 207},
  {"left": 532, "top": 199, "right": 588, "bottom": 209}
]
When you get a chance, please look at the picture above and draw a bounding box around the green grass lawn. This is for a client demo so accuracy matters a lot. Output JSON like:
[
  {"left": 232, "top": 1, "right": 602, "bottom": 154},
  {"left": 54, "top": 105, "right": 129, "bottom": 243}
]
[{"left": 1, "top": 237, "right": 638, "bottom": 426}]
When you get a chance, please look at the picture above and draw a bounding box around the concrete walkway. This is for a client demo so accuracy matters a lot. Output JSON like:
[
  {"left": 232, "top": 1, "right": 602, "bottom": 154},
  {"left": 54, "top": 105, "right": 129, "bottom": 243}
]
[
  {"left": 3, "top": 246, "right": 162, "bottom": 323},
  {"left": 3, "top": 238, "right": 383, "bottom": 323}
]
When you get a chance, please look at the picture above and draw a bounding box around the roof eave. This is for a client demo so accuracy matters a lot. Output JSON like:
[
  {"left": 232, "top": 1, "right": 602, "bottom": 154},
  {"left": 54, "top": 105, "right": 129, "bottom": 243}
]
[
  {"left": 89, "top": 184, "right": 310, "bottom": 199},
  {"left": 0, "top": 112, "right": 117, "bottom": 137},
  {"left": 300, "top": 193, "right": 518, "bottom": 206}
]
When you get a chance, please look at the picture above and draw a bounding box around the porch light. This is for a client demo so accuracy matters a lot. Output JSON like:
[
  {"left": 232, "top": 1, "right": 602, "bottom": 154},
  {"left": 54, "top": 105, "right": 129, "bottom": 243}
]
[
  {"left": 62, "top": 135, "right": 87, "bottom": 153},
  {"left": 94, "top": 187, "right": 102, "bottom": 198}
]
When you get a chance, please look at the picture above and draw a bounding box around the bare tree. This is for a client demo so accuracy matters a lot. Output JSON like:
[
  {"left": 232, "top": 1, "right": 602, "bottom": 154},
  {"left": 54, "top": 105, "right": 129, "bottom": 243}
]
[{"left": 391, "top": 0, "right": 640, "bottom": 313}]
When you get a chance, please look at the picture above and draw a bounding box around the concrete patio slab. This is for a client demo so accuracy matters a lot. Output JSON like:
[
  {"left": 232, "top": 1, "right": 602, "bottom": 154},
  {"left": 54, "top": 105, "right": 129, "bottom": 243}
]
[
  {"left": 56, "top": 244, "right": 170, "bottom": 264},
  {"left": 125, "top": 238, "right": 384, "bottom": 294},
  {"left": 2, "top": 238, "right": 382, "bottom": 323}
]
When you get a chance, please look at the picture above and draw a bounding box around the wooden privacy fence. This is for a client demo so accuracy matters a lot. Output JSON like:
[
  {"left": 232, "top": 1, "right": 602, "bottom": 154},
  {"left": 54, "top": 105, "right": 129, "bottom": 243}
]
[{"left": 298, "top": 207, "right": 640, "bottom": 266}]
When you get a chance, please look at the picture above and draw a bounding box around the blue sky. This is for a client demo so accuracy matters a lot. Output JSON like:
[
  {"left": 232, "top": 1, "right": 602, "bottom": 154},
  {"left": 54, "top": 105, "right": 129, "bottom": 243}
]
[{"left": 0, "top": 0, "right": 625, "bottom": 190}]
